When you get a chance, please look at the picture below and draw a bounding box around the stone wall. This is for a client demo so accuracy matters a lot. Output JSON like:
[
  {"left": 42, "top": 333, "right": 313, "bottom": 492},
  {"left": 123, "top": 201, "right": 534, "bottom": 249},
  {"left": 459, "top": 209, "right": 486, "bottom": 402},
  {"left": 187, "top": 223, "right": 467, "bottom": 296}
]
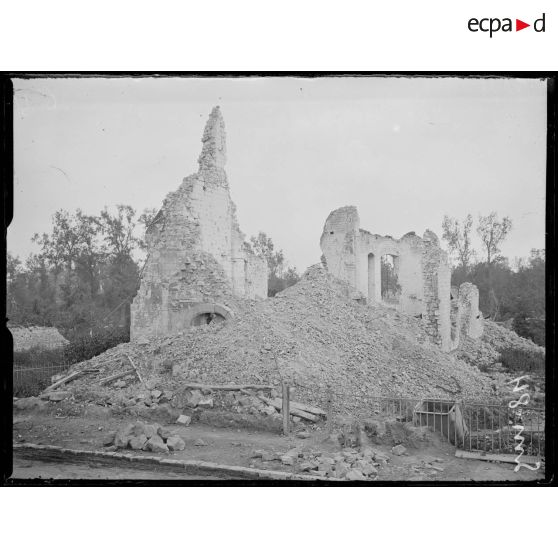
[
  {"left": 450, "top": 282, "right": 484, "bottom": 349},
  {"left": 11, "top": 326, "right": 69, "bottom": 351},
  {"left": 320, "top": 206, "right": 454, "bottom": 350},
  {"left": 131, "top": 107, "right": 267, "bottom": 339}
]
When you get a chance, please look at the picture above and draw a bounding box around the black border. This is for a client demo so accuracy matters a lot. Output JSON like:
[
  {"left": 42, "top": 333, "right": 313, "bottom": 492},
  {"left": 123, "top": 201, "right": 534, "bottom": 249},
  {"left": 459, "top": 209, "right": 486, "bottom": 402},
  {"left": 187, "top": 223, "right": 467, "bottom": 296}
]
[{"left": 1, "top": 71, "right": 556, "bottom": 487}]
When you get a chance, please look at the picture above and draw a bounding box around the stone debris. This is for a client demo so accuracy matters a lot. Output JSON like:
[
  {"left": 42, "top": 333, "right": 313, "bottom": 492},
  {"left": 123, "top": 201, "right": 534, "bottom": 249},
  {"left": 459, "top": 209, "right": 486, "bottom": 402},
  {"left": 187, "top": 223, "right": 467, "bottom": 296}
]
[
  {"left": 345, "top": 469, "right": 366, "bottom": 481},
  {"left": 129, "top": 434, "right": 148, "bottom": 450},
  {"left": 102, "top": 421, "right": 186, "bottom": 454},
  {"left": 194, "top": 438, "right": 207, "bottom": 447},
  {"left": 250, "top": 446, "right": 381, "bottom": 481},
  {"left": 53, "top": 264, "right": 503, "bottom": 422},
  {"left": 261, "top": 451, "right": 280, "bottom": 462},
  {"left": 143, "top": 424, "right": 159, "bottom": 439},
  {"left": 146, "top": 434, "right": 169, "bottom": 453},
  {"left": 391, "top": 444, "right": 407, "bottom": 456},
  {"left": 166, "top": 436, "right": 186, "bottom": 451},
  {"left": 102, "top": 431, "right": 117, "bottom": 446},
  {"left": 197, "top": 397, "right": 214, "bottom": 408},
  {"left": 48, "top": 391, "right": 71, "bottom": 402},
  {"left": 157, "top": 426, "right": 173, "bottom": 439},
  {"left": 114, "top": 431, "right": 130, "bottom": 449},
  {"left": 296, "top": 431, "right": 311, "bottom": 439},
  {"left": 456, "top": 319, "right": 545, "bottom": 370}
]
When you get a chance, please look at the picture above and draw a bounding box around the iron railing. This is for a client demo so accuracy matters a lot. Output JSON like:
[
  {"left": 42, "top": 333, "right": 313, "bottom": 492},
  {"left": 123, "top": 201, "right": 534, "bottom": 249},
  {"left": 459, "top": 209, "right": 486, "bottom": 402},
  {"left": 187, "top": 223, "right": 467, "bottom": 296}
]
[
  {"left": 13, "top": 362, "right": 71, "bottom": 396},
  {"left": 459, "top": 401, "right": 544, "bottom": 456},
  {"left": 366, "top": 395, "right": 544, "bottom": 458}
]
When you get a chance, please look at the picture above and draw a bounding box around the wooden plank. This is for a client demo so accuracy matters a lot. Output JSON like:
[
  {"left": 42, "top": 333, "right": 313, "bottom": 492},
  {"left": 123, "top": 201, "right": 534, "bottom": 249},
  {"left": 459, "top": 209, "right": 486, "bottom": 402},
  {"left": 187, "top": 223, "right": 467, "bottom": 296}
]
[
  {"left": 44, "top": 368, "right": 99, "bottom": 392},
  {"left": 181, "top": 383, "right": 274, "bottom": 391},
  {"left": 455, "top": 449, "right": 543, "bottom": 465},
  {"left": 326, "top": 387, "right": 333, "bottom": 435},
  {"left": 259, "top": 396, "right": 320, "bottom": 422},
  {"left": 267, "top": 397, "right": 326, "bottom": 418},
  {"left": 126, "top": 354, "right": 144, "bottom": 385},
  {"left": 282, "top": 382, "right": 290, "bottom": 435},
  {"left": 98, "top": 369, "right": 136, "bottom": 386}
]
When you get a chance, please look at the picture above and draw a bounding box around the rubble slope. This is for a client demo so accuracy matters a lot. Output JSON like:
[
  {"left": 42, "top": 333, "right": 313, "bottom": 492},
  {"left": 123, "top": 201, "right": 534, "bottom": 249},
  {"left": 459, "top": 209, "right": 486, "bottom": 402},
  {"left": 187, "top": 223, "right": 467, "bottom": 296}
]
[
  {"left": 60, "top": 265, "right": 495, "bottom": 416},
  {"left": 455, "top": 316, "right": 545, "bottom": 371}
]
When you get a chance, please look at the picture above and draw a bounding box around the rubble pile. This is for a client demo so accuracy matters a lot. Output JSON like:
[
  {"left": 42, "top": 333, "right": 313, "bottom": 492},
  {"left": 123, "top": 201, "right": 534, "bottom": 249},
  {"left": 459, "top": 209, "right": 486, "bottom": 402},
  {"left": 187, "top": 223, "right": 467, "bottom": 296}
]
[
  {"left": 455, "top": 318, "right": 545, "bottom": 370},
  {"left": 102, "top": 421, "right": 187, "bottom": 453},
  {"left": 47, "top": 265, "right": 496, "bottom": 416},
  {"left": 252, "top": 446, "right": 385, "bottom": 480}
]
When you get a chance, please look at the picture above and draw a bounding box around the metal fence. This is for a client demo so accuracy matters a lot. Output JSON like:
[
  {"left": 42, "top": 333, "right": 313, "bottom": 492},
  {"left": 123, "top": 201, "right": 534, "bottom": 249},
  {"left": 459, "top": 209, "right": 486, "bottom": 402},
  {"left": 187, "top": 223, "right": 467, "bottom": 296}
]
[
  {"left": 13, "top": 362, "right": 71, "bottom": 396},
  {"left": 366, "top": 395, "right": 544, "bottom": 458},
  {"left": 460, "top": 401, "right": 544, "bottom": 456}
]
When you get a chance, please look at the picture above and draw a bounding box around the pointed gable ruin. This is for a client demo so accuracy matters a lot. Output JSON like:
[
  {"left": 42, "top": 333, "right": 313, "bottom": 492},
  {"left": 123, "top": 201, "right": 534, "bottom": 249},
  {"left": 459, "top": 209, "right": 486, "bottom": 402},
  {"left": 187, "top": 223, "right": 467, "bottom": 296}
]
[{"left": 131, "top": 106, "right": 267, "bottom": 339}]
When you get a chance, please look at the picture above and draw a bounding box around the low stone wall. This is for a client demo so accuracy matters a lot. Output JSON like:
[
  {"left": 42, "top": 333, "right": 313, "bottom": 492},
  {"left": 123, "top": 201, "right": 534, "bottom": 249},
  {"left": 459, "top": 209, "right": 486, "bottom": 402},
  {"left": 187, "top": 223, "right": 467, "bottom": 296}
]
[{"left": 11, "top": 326, "right": 69, "bottom": 352}]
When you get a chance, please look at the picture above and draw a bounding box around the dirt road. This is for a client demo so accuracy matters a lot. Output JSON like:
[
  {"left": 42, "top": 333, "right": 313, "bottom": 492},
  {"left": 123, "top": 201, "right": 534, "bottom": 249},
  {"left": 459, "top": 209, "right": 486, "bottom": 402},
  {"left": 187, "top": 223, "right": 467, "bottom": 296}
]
[
  {"left": 10, "top": 410, "right": 545, "bottom": 482},
  {"left": 11, "top": 457, "right": 222, "bottom": 481}
]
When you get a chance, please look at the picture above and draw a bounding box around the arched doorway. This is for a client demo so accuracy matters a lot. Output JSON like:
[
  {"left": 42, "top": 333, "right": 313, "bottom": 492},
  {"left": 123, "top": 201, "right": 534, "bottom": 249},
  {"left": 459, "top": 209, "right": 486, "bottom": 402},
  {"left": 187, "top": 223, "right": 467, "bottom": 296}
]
[
  {"left": 191, "top": 312, "right": 226, "bottom": 327},
  {"left": 380, "top": 254, "right": 401, "bottom": 305},
  {"left": 187, "top": 303, "right": 233, "bottom": 328}
]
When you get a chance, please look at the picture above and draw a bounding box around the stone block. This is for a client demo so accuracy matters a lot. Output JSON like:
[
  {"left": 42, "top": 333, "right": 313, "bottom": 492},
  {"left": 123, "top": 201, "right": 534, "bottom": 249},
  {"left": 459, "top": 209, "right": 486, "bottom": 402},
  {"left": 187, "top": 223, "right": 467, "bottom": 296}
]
[
  {"left": 129, "top": 434, "right": 148, "bottom": 450},
  {"left": 391, "top": 444, "right": 407, "bottom": 456},
  {"left": 146, "top": 435, "right": 169, "bottom": 453},
  {"left": 166, "top": 436, "right": 186, "bottom": 451},
  {"left": 176, "top": 414, "right": 191, "bottom": 426}
]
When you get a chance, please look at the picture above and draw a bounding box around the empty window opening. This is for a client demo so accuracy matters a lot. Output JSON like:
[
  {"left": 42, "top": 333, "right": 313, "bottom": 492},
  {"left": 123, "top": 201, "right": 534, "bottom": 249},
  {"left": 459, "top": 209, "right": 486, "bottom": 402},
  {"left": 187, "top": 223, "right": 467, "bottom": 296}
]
[{"left": 380, "top": 254, "right": 401, "bottom": 305}]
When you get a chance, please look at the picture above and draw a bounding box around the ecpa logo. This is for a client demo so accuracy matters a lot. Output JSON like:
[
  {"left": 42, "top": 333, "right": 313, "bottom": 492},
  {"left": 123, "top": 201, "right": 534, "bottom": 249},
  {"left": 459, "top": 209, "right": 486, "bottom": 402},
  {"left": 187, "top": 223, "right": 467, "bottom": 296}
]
[{"left": 468, "top": 13, "right": 546, "bottom": 37}]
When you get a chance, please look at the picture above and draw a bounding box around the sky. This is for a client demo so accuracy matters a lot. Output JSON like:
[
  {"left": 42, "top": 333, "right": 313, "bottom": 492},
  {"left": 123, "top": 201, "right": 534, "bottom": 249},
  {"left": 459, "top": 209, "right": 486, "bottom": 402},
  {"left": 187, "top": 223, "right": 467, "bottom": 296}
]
[{"left": 10, "top": 76, "right": 547, "bottom": 272}]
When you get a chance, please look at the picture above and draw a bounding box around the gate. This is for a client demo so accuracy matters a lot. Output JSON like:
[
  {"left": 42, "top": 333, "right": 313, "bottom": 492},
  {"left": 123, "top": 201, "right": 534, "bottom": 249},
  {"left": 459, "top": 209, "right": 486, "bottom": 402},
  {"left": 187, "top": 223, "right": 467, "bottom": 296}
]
[{"left": 367, "top": 395, "right": 544, "bottom": 460}]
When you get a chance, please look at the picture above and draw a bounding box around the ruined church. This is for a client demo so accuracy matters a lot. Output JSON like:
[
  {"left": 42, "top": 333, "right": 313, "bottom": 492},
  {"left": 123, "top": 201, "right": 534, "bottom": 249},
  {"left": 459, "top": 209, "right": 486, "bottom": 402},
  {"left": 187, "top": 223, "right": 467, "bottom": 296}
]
[
  {"left": 131, "top": 105, "right": 483, "bottom": 352},
  {"left": 320, "top": 206, "right": 483, "bottom": 351},
  {"left": 131, "top": 107, "right": 267, "bottom": 339}
]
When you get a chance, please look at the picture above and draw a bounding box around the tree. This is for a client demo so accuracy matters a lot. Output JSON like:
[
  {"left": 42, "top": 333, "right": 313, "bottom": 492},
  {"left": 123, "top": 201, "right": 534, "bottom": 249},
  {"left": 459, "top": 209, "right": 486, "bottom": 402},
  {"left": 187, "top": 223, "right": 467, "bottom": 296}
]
[
  {"left": 138, "top": 207, "right": 160, "bottom": 251},
  {"left": 138, "top": 207, "right": 159, "bottom": 229},
  {"left": 32, "top": 209, "right": 100, "bottom": 273},
  {"left": 442, "top": 214, "right": 475, "bottom": 272},
  {"left": 476, "top": 212, "right": 512, "bottom": 320},
  {"left": 249, "top": 232, "right": 300, "bottom": 296},
  {"left": 477, "top": 212, "right": 512, "bottom": 266},
  {"left": 11, "top": 206, "right": 146, "bottom": 337},
  {"left": 99, "top": 204, "right": 139, "bottom": 259},
  {"left": 249, "top": 232, "right": 285, "bottom": 277}
]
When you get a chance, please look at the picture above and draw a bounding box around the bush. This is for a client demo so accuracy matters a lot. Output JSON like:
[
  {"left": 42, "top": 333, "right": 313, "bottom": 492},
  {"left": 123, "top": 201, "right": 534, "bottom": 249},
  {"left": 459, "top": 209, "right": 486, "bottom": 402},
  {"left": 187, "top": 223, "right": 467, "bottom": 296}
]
[
  {"left": 500, "top": 347, "right": 545, "bottom": 373},
  {"left": 63, "top": 328, "right": 129, "bottom": 364},
  {"left": 13, "top": 346, "right": 66, "bottom": 367},
  {"left": 513, "top": 316, "right": 545, "bottom": 347},
  {"left": 13, "top": 375, "right": 52, "bottom": 398}
]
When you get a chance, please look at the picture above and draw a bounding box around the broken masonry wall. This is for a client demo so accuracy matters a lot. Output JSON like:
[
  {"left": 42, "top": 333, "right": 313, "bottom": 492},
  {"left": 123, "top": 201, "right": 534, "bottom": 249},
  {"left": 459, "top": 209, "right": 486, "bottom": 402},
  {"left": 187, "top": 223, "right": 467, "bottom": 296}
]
[
  {"left": 319, "top": 206, "right": 360, "bottom": 290},
  {"left": 11, "top": 326, "right": 69, "bottom": 351},
  {"left": 320, "top": 206, "right": 453, "bottom": 350},
  {"left": 450, "top": 282, "right": 484, "bottom": 349},
  {"left": 356, "top": 231, "right": 425, "bottom": 316},
  {"left": 131, "top": 107, "right": 267, "bottom": 340},
  {"left": 421, "top": 230, "right": 452, "bottom": 352}
]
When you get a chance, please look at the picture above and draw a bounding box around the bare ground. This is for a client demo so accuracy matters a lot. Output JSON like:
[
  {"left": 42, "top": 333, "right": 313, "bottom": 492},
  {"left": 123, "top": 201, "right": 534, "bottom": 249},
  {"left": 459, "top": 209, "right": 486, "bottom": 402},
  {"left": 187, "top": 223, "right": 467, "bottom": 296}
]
[{"left": 10, "top": 410, "right": 544, "bottom": 482}]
